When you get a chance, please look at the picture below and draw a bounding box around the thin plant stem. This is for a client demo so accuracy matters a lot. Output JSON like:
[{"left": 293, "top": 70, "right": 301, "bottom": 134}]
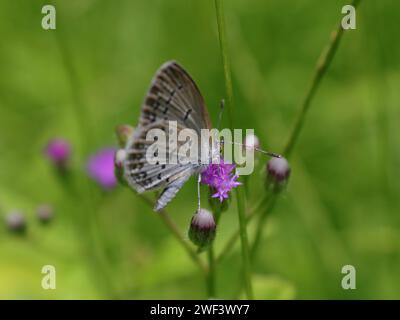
[
  {"left": 216, "top": 0, "right": 363, "bottom": 266},
  {"left": 53, "top": 19, "right": 119, "bottom": 298},
  {"left": 248, "top": 0, "right": 363, "bottom": 274},
  {"left": 284, "top": 0, "right": 362, "bottom": 158},
  {"left": 207, "top": 246, "right": 216, "bottom": 298},
  {"left": 215, "top": 194, "right": 271, "bottom": 264},
  {"left": 136, "top": 193, "right": 208, "bottom": 274},
  {"left": 207, "top": 205, "right": 222, "bottom": 298},
  {"left": 215, "top": 0, "right": 253, "bottom": 299},
  {"left": 250, "top": 195, "right": 277, "bottom": 259}
]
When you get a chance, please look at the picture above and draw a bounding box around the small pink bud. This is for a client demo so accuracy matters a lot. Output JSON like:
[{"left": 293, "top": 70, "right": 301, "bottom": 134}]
[
  {"left": 244, "top": 133, "right": 260, "bottom": 150},
  {"left": 115, "top": 125, "right": 134, "bottom": 148},
  {"left": 5, "top": 210, "right": 26, "bottom": 234},
  {"left": 266, "top": 157, "right": 291, "bottom": 192},
  {"left": 188, "top": 208, "right": 216, "bottom": 249},
  {"left": 36, "top": 204, "right": 54, "bottom": 224}
]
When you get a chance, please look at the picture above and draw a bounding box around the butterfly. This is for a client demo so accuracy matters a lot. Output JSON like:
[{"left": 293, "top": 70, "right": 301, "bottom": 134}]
[{"left": 123, "top": 61, "right": 216, "bottom": 211}]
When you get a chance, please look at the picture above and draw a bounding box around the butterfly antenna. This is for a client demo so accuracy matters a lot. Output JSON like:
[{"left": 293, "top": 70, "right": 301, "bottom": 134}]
[
  {"left": 217, "top": 99, "right": 225, "bottom": 130},
  {"left": 219, "top": 140, "right": 281, "bottom": 158}
]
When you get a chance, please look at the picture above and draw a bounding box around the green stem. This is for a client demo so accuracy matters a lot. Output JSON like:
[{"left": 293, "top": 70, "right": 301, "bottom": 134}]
[
  {"left": 53, "top": 19, "right": 119, "bottom": 298},
  {"left": 207, "top": 246, "right": 216, "bottom": 298},
  {"left": 217, "top": 0, "right": 363, "bottom": 266},
  {"left": 215, "top": 0, "right": 253, "bottom": 299},
  {"left": 214, "top": 0, "right": 234, "bottom": 127},
  {"left": 137, "top": 194, "right": 208, "bottom": 274},
  {"left": 250, "top": 195, "right": 277, "bottom": 259},
  {"left": 215, "top": 194, "right": 270, "bottom": 264},
  {"left": 284, "top": 0, "right": 362, "bottom": 158},
  {"left": 235, "top": 187, "right": 253, "bottom": 299},
  {"left": 207, "top": 205, "right": 222, "bottom": 298}
]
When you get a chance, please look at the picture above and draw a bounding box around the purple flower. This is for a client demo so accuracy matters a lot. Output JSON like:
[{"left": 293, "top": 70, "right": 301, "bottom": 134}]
[
  {"left": 201, "top": 159, "right": 241, "bottom": 202},
  {"left": 266, "top": 157, "right": 291, "bottom": 193},
  {"left": 87, "top": 147, "right": 117, "bottom": 190},
  {"left": 267, "top": 157, "right": 290, "bottom": 182},
  {"left": 44, "top": 139, "right": 71, "bottom": 167},
  {"left": 188, "top": 208, "right": 216, "bottom": 249}
]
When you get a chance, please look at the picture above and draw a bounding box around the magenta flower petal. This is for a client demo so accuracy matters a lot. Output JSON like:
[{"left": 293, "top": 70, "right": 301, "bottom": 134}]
[
  {"left": 201, "top": 159, "right": 241, "bottom": 202},
  {"left": 87, "top": 147, "right": 117, "bottom": 190},
  {"left": 44, "top": 139, "right": 71, "bottom": 166}
]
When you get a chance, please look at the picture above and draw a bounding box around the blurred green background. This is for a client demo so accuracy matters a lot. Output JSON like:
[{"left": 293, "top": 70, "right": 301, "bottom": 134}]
[{"left": 0, "top": 0, "right": 399, "bottom": 299}]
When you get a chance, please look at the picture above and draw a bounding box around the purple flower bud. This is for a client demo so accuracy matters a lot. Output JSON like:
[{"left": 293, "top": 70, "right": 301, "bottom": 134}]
[
  {"left": 44, "top": 139, "right": 71, "bottom": 169},
  {"left": 201, "top": 159, "right": 241, "bottom": 202},
  {"left": 5, "top": 210, "right": 26, "bottom": 233},
  {"left": 115, "top": 125, "right": 134, "bottom": 148},
  {"left": 244, "top": 133, "right": 260, "bottom": 150},
  {"left": 266, "top": 157, "right": 291, "bottom": 192},
  {"left": 87, "top": 147, "right": 117, "bottom": 190},
  {"left": 36, "top": 204, "right": 54, "bottom": 224},
  {"left": 114, "top": 149, "right": 127, "bottom": 186},
  {"left": 188, "top": 208, "right": 216, "bottom": 249}
]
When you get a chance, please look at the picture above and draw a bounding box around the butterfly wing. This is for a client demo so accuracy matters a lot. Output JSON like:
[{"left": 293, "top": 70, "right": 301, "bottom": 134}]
[{"left": 124, "top": 61, "right": 211, "bottom": 211}]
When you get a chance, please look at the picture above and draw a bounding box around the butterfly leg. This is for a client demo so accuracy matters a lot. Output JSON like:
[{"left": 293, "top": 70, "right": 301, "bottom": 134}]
[{"left": 197, "top": 173, "right": 201, "bottom": 211}]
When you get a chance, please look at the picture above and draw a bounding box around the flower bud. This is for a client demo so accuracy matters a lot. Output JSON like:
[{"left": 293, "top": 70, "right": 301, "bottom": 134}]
[
  {"left": 188, "top": 208, "right": 216, "bottom": 250},
  {"left": 266, "top": 157, "right": 291, "bottom": 193},
  {"left": 44, "top": 138, "right": 71, "bottom": 171},
  {"left": 36, "top": 204, "right": 54, "bottom": 224},
  {"left": 114, "top": 149, "right": 127, "bottom": 186},
  {"left": 244, "top": 133, "right": 260, "bottom": 150},
  {"left": 115, "top": 125, "right": 134, "bottom": 148},
  {"left": 5, "top": 210, "right": 26, "bottom": 234}
]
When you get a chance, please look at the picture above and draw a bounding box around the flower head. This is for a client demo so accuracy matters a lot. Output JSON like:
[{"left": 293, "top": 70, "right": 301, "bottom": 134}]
[
  {"left": 188, "top": 208, "right": 216, "bottom": 249},
  {"left": 87, "top": 147, "right": 117, "bottom": 190},
  {"left": 36, "top": 204, "right": 54, "bottom": 224},
  {"left": 44, "top": 138, "right": 71, "bottom": 168},
  {"left": 115, "top": 125, "right": 135, "bottom": 148},
  {"left": 5, "top": 210, "right": 26, "bottom": 234},
  {"left": 266, "top": 157, "right": 291, "bottom": 192},
  {"left": 201, "top": 159, "right": 241, "bottom": 202},
  {"left": 244, "top": 133, "right": 260, "bottom": 150}
]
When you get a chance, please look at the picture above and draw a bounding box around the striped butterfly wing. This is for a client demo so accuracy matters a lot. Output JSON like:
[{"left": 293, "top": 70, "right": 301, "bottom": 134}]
[{"left": 124, "top": 61, "right": 212, "bottom": 211}]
